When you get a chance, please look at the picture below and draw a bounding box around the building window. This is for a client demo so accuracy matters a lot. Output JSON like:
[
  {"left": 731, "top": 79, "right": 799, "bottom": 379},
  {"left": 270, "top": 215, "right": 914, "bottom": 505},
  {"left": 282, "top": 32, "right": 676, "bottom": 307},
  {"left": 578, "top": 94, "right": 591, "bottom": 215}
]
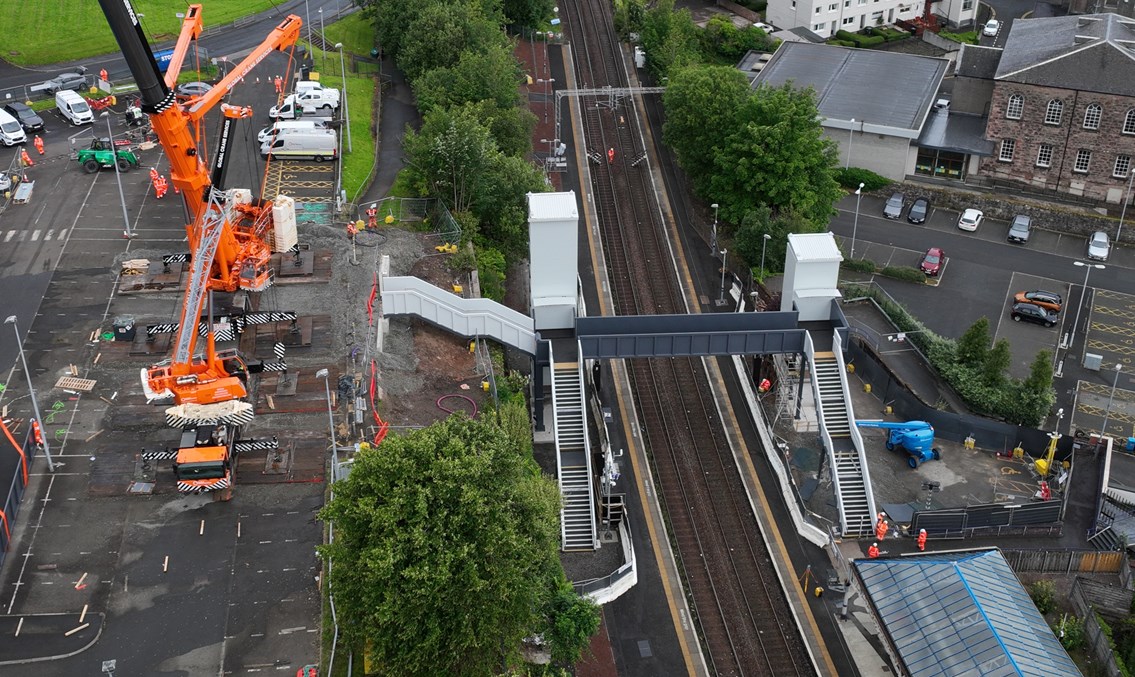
[
  {"left": 963, "top": 0, "right": 973, "bottom": 8},
  {"left": 858, "top": 0, "right": 867, "bottom": 5},
  {"left": 1125, "top": 109, "right": 1135, "bottom": 135},
  {"left": 829, "top": 3, "right": 838, "bottom": 10},
  {"left": 1074, "top": 149, "right": 1092, "bottom": 173},
  {"left": 845, "top": 0, "right": 851, "bottom": 6},
  {"left": 815, "top": 6, "right": 822, "bottom": 13},
  {"left": 842, "top": 15, "right": 856, "bottom": 23},
  {"left": 1036, "top": 144, "right": 1053, "bottom": 168},
  {"left": 999, "top": 138, "right": 1016, "bottom": 162},
  {"left": 1115, "top": 155, "right": 1131, "bottom": 178},
  {"left": 1044, "top": 99, "right": 1064, "bottom": 125},
  {"left": 814, "top": 22, "right": 826, "bottom": 30},
  {"left": 1083, "top": 103, "right": 1103, "bottom": 130},
  {"left": 1005, "top": 94, "right": 1023, "bottom": 120}
]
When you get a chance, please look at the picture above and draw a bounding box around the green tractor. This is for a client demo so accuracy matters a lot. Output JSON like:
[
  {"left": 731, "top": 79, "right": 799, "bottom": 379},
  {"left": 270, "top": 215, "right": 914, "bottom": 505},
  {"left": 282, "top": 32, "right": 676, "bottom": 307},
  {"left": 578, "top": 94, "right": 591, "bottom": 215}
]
[{"left": 76, "top": 137, "right": 139, "bottom": 173}]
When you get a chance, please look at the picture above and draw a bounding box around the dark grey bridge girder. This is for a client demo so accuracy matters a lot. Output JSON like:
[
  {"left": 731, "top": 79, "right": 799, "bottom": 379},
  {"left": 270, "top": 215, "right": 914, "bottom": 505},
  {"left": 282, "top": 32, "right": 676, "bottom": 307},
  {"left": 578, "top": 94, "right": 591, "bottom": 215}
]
[{"left": 576, "top": 312, "right": 804, "bottom": 359}]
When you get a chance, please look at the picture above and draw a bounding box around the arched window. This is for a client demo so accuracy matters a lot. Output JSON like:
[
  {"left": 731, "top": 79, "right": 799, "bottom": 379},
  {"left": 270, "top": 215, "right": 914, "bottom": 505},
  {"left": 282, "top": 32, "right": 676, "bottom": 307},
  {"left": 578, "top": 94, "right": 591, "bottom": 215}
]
[
  {"left": 1044, "top": 99, "right": 1064, "bottom": 125},
  {"left": 1125, "top": 109, "right": 1135, "bottom": 135},
  {"left": 1005, "top": 94, "right": 1023, "bottom": 120},
  {"left": 1083, "top": 103, "right": 1102, "bottom": 130}
]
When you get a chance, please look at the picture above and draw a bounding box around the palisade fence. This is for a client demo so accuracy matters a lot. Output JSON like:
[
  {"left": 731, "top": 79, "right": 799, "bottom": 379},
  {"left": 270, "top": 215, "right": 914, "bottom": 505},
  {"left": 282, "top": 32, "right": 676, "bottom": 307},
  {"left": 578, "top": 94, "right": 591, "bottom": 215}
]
[{"left": 1002, "top": 549, "right": 1126, "bottom": 575}]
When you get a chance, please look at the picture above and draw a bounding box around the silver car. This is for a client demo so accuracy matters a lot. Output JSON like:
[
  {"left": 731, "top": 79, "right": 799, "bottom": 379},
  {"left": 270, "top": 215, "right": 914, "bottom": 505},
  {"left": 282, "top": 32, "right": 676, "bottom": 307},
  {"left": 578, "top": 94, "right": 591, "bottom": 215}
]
[
  {"left": 1087, "top": 231, "right": 1110, "bottom": 261},
  {"left": 883, "top": 192, "right": 904, "bottom": 219}
]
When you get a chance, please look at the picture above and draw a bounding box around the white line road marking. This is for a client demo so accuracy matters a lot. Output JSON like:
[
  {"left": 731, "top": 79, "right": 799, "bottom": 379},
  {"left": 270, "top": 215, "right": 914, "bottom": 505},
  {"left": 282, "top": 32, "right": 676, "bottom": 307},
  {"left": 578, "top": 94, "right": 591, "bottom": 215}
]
[
  {"left": 57, "top": 229, "right": 66, "bottom": 240},
  {"left": 44, "top": 229, "right": 54, "bottom": 241},
  {"left": 30, "top": 230, "right": 40, "bottom": 241},
  {"left": 4, "top": 231, "right": 13, "bottom": 242}
]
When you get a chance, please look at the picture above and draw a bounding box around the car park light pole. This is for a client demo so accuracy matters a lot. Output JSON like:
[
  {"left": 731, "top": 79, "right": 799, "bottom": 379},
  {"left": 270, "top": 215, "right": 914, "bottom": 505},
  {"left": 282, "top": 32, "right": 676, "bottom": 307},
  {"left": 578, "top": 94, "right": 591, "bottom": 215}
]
[
  {"left": 1117, "top": 167, "right": 1135, "bottom": 244},
  {"left": 316, "top": 368, "right": 336, "bottom": 454},
  {"left": 101, "top": 111, "right": 133, "bottom": 239},
  {"left": 1100, "top": 362, "right": 1123, "bottom": 448},
  {"left": 1072, "top": 261, "right": 1105, "bottom": 345},
  {"left": 334, "top": 43, "right": 351, "bottom": 152},
  {"left": 5, "top": 316, "right": 55, "bottom": 472},
  {"left": 719, "top": 248, "right": 729, "bottom": 303},
  {"left": 851, "top": 182, "right": 865, "bottom": 259},
  {"left": 709, "top": 202, "right": 719, "bottom": 255},
  {"left": 537, "top": 78, "right": 555, "bottom": 123},
  {"left": 845, "top": 118, "right": 855, "bottom": 169},
  {"left": 759, "top": 232, "right": 771, "bottom": 281}
]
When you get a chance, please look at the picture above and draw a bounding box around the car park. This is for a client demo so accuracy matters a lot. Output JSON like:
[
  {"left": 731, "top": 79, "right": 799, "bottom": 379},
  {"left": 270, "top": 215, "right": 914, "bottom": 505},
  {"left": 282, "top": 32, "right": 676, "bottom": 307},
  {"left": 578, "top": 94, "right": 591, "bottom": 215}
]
[
  {"left": 1011, "top": 302, "right": 1057, "bottom": 327},
  {"left": 983, "top": 19, "right": 1000, "bottom": 36},
  {"left": 1007, "top": 215, "right": 1031, "bottom": 243},
  {"left": 1087, "top": 231, "right": 1110, "bottom": 261},
  {"left": 919, "top": 247, "right": 944, "bottom": 276},
  {"left": 883, "top": 192, "right": 904, "bottom": 219},
  {"left": 957, "top": 208, "right": 984, "bottom": 232},
  {"left": 907, "top": 197, "right": 929, "bottom": 224},
  {"left": 176, "top": 81, "right": 213, "bottom": 97},
  {"left": 1013, "top": 290, "right": 1062, "bottom": 312},
  {"left": 42, "top": 68, "right": 88, "bottom": 94},
  {"left": 3, "top": 103, "right": 44, "bottom": 133}
]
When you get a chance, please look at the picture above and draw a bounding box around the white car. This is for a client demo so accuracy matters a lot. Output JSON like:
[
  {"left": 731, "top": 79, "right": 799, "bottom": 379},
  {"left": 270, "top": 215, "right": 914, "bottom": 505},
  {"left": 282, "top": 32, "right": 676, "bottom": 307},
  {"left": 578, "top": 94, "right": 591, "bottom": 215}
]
[
  {"left": 1087, "top": 231, "right": 1111, "bottom": 261},
  {"left": 957, "top": 208, "right": 984, "bottom": 232},
  {"left": 983, "top": 19, "right": 1000, "bottom": 36}
]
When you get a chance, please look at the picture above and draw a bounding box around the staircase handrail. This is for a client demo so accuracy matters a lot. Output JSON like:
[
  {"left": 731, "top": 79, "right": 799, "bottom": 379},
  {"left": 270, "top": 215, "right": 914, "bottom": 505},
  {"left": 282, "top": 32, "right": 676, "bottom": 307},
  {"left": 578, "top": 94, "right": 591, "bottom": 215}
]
[
  {"left": 575, "top": 356, "right": 598, "bottom": 550},
  {"left": 805, "top": 331, "right": 849, "bottom": 535},
  {"left": 833, "top": 327, "right": 878, "bottom": 533},
  {"left": 548, "top": 343, "right": 568, "bottom": 549}
]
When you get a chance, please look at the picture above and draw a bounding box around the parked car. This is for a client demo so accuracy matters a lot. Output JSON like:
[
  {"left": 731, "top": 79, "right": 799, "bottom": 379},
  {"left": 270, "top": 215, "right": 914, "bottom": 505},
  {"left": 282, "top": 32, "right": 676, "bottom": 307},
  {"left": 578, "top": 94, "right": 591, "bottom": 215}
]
[
  {"left": 42, "top": 68, "right": 87, "bottom": 94},
  {"left": 0, "top": 173, "right": 10, "bottom": 193},
  {"left": 754, "top": 21, "right": 776, "bottom": 33},
  {"left": 919, "top": 247, "right": 944, "bottom": 276},
  {"left": 176, "top": 81, "right": 213, "bottom": 97},
  {"left": 883, "top": 192, "right": 904, "bottom": 219},
  {"left": 907, "top": 197, "right": 929, "bottom": 224},
  {"left": 957, "top": 208, "right": 984, "bottom": 232},
  {"left": 1007, "top": 215, "right": 1031, "bottom": 243},
  {"left": 2, "top": 102, "right": 44, "bottom": 132},
  {"left": 1011, "top": 302, "right": 1058, "bottom": 327},
  {"left": 1087, "top": 231, "right": 1110, "bottom": 261},
  {"left": 983, "top": 19, "right": 1001, "bottom": 36},
  {"left": 1013, "top": 290, "right": 1063, "bottom": 312}
]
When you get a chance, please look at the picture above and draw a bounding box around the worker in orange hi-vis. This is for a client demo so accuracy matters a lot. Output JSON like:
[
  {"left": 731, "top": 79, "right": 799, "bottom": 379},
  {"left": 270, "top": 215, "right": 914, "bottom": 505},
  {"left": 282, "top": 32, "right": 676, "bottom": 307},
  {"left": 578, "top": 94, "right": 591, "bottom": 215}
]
[
  {"left": 33, "top": 135, "right": 44, "bottom": 155},
  {"left": 867, "top": 542, "right": 880, "bottom": 559},
  {"left": 876, "top": 518, "right": 889, "bottom": 541},
  {"left": 274, "top": 76, "right": 282, "bottom": 94},
  {"left": 99, "top": 68, "right": 109, "bottom": 83},
  {"left": 19, "top": 148, "right": 33, "bottom": 167},
  {"left": 917, "top": 528, "right": 927, "bottom": 551},
  {"left": 607, "top": 147, "right": 615, "bottom": 164},
  {"left": 365, "top": 203, "right": 378, "bottom": 229},
  {"left": 154, "top": 175, "right": 169, "bottom": 199}
]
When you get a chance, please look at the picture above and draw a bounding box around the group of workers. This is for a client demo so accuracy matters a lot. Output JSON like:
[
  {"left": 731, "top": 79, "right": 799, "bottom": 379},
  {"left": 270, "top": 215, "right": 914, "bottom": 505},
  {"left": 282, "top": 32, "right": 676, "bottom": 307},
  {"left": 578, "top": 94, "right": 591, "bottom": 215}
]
[
  {"left": 865, "top": 513, "right": 928, "bottom": 559},
  {"left": 149, "top": 167, "right": 169, "bottom": 199}
]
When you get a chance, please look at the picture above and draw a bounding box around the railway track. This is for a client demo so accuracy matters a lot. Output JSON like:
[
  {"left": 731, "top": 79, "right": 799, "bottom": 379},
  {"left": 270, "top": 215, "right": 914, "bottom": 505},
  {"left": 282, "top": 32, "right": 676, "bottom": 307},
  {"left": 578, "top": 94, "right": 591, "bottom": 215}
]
[{"left": 562, "top": 0, "right": 815, "bottom": 674}]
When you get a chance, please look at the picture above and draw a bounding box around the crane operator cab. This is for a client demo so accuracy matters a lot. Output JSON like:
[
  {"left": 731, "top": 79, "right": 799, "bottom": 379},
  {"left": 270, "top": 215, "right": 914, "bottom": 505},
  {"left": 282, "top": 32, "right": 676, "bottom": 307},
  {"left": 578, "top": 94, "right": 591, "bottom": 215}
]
[{"left": 172, "top": 423, "right": 235, "bottom": 491}]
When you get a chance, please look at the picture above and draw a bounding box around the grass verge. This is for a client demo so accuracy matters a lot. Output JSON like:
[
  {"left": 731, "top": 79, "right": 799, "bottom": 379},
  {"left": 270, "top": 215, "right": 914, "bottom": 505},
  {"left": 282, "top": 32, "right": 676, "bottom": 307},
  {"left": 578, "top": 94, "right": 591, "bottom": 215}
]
[{"left": 303, "top": 43, "right": 378, "bottom": 201}]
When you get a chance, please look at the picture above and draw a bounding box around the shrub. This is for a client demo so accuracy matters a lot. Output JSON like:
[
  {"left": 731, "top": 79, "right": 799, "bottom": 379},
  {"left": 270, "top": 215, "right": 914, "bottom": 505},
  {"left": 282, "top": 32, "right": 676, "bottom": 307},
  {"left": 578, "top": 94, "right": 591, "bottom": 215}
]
[
  {"left": 1056, "top": 615, "right": 1085, "bottom": 651},
  {"left": 1029, "top": 578, "right": 1057, "bottom": 615},
  {"left": 476, "top": 246, "right": 507, "bottom": 302},
  {"left": 841, "top": 258, "right": 877, "bottom": 273},
  {"left": 827, "top": 39, "right": 856, "bottom": 47},
  {"left": 835, "top": 167, "right": 891, "bottom": 192},
  {"left": 939, "top": 30, "right": 979, "bottom": 44},
  {"left": 879, "top": 266, "right": 928, "bottom": 284}
]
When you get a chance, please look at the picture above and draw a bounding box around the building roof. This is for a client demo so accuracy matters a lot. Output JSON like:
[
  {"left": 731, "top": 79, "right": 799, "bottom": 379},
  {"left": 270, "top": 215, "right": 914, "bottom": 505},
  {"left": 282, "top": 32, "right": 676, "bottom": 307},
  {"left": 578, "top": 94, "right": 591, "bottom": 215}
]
[
  {"left": 917, "top": 107, "right": 996, "bottom": 156},
  {"left": 954, "top": 43, "right": 1003, "bottom": 79},
  {"left": 788, "top": 232, "right": 842, "bottom": 263},
  {"left": 854, "top": 549, "right": 1081, "bottom": 677},
  {"left": 527, "top": 191, "right": 578, "bottom": 223},
  {"left": 996, "top": 13, "right": 1135, "bottom": 97},
  {"left": 780, "top": 26, "right": 827, "bottom": 44},
  {"left": 752, "top": 42, "right": 949, "bottom": 134}
]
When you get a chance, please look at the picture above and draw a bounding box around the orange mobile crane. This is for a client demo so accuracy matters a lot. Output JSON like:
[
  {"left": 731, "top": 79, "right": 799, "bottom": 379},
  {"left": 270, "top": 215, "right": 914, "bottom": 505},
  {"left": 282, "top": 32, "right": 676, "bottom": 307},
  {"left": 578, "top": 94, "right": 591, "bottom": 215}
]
[{"left": 98, "top": 0, "right": 301, "bottom": 495}]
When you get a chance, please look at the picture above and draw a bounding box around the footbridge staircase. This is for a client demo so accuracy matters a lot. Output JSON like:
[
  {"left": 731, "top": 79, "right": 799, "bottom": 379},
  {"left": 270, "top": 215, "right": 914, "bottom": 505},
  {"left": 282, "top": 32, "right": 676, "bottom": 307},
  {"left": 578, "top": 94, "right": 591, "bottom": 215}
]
[{"left": 805, "top": 331, "right": 877, "bottom": 538}]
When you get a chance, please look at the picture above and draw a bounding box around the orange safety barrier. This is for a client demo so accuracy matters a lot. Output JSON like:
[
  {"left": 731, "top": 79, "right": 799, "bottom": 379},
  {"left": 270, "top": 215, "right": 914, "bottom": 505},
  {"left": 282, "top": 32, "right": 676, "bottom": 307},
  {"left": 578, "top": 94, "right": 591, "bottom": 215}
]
[{"left": 0, "top": 417, "right": 29, "bottom": 485}]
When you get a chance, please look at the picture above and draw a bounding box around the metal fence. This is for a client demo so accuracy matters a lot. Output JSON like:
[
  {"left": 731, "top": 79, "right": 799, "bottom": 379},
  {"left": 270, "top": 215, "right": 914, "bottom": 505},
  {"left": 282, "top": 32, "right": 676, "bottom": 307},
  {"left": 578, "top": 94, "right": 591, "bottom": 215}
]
[
  {"left": 0, "top": 429, "right": 37, "bottom": 572},
  {"left": 1002, "top": 549, "right": 1125, "bottom": 575},
  {"left": 912, "top": 501, "right": 1064, "bottom": 538}
]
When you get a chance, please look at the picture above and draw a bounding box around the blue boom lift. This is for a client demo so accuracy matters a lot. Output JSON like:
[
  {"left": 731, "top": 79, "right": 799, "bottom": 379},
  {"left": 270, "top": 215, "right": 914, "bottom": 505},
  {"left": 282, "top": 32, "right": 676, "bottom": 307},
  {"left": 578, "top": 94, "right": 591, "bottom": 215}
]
[{"left": 855, "top": 420, "right": 941, "bottom": 468}]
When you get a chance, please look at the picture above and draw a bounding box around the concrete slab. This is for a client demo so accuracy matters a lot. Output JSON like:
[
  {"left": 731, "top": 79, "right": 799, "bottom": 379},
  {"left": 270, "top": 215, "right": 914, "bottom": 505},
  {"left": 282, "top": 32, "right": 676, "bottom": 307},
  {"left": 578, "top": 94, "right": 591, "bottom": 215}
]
[{"left": 992, "top": 271, "right": 1067, "bottom": 380}]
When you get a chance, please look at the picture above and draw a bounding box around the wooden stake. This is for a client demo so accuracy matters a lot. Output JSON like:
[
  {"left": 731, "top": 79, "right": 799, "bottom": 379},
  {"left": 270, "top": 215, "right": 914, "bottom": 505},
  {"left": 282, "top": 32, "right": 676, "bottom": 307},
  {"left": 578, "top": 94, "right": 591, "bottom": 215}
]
[
  {"left": 85, "top": 430, "right": 103, "bottom": 443},
  {"left": 14, "top": 617, "right": 23, "bottom": 637},
  {"left": 92, "top": 353, "right": 101, "bottom": 365},
  {"left": 73, "top": 572, "right": 87, "bottom": 589},
  {"left": 162, "top": 555, "right": 169, "bottom": 573},
  {"left": 79, "top": 604, "right": 88, "bottom": 623},
  {"left": 64, "top": 623, "right": 89, "bottom": 636}
]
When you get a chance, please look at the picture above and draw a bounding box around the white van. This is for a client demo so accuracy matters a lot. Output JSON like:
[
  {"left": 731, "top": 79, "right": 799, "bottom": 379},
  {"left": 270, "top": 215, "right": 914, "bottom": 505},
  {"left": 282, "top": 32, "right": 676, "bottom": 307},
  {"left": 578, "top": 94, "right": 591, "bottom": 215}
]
[
  {"left": 257, "top": 119, "right": 327, "bottom": 144},
  {"left": 56, "top": 90, "right": 93, "bottom": 125},
  {"left": 259, "top": 129, "right": 338, "bottom": 161},
  {"left": 0, "top": 109, "right": 27, "bottom": 146}
]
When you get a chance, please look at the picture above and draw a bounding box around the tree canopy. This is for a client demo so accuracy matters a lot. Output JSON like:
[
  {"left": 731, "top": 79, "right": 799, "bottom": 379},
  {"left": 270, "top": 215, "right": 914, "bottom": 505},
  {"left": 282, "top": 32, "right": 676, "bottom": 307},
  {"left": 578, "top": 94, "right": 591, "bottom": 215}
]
[
  {"left": 398, "top": 3, "right": 508, "bottom": 82},
  {"left": 318, "top": 412, "right": 575, "bottom": 675}
]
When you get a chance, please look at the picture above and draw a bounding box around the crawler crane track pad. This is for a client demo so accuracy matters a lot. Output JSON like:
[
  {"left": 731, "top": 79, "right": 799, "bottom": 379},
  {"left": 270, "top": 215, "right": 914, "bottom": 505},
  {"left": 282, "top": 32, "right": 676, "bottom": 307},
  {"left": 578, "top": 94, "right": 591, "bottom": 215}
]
[{"left": 164, "top": 400, "right": 255, "bottom": 427}]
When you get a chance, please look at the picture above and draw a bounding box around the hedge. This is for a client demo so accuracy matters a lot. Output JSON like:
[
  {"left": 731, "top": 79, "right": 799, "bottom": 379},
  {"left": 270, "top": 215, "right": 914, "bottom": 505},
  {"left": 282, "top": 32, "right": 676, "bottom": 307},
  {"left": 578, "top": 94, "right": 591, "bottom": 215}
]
[
  {"left": 835, "top": 167, "right": 891, "bottom": 192},
  {"left": 835, "top": 30, "right": 885, "bottom": 47},
  {"left": 868, "top": 26, "right": 909, "bottom": 42}
]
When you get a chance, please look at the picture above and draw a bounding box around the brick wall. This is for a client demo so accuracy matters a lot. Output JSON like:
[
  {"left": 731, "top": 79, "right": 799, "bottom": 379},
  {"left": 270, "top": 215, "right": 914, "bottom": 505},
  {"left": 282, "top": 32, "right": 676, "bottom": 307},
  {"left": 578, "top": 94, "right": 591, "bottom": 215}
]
[{"left": 979, "top": 81, "right": 1135, "bottom": 203}]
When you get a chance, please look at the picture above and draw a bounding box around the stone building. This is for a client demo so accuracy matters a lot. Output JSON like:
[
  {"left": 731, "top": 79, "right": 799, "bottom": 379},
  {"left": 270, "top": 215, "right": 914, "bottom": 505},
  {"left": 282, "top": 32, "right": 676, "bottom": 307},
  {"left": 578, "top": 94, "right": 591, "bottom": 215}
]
[{"left": 976, "top": 14, "right": 1135, "bottom": 204}]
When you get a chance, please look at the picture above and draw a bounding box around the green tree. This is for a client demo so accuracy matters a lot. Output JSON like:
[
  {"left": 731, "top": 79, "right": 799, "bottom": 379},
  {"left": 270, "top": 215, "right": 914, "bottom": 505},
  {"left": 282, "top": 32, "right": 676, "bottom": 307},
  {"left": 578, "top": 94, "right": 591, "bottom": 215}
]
[
  {"left": 982, "top": 338, "right": 1011, "bottom": 387},
  {"left": 403, "top": 108, "right": 499, "bottom": 213},
  {"left": 662, "top": 64, "right": 751, "bottom": 192},
  {"left": 954, "top": 318, "right": 990, "bottom": 368},
  {"left": 732, "top": 205, "right": 817, "bottom": 277},
  {"left": 398, "top": 4, "right": 507, "bottom": 82},
  {"left": 471, "top": 152, "right": 548, "bottom": 255},
  {"left": 414, "top": 43, "right": 525, "bottom": 114},
  {"left": 614, "top": 0, "right": 647, "bottom": 39},
  {"left": 639, "top": 0, "right": 703, "bottom": 79},
  {"left": 477, "top": 246, "right": 508, "bottom": 301},
  {"left": 708, "top": 83, "right": 842, "bottom": 227},
  {"left": 318, "top": 413, "right": 563, "bottom": 676},
  {"left": 502, "top": 0, "right": 555, "bottom": 27},
  {"left": 700, "top": 15, "right": 776, "bottom": 62},
  {"left": 543, "top": 579, "right": 602, "bottom": 664},
  {"left": 371, "top": 0, "right": 446, "bottom": 61},
  {"left": 1022, "top": 349, "right": 1054, "bottom": 397}
]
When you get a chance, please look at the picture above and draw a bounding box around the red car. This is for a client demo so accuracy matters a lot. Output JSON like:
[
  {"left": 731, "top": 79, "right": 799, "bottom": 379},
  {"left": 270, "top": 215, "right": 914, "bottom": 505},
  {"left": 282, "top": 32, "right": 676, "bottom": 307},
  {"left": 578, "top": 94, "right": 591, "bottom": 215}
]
[{"left": 919, "top": 247, "right": 944, "bottom": 276}]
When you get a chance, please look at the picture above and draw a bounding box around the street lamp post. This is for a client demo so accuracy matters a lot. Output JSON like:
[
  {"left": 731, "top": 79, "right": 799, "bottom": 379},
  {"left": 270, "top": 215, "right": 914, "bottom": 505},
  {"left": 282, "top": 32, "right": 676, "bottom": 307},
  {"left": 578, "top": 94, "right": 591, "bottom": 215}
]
[
  {"left": 303, "top": 0, "right": 312, "bottom": 52},
  {"left": 102, "top": 112, "right": 133, "bottom": 239},
  {"left": 1117, "top": 166, "right": 1135, "bottom": 244},
  {"left": 709, "top": 202, "right": 719, "bottom": 255},
  {"left": 1100, "top": 363, "right": 1123, "bottom": 445},
  {"left": 334, "top": 43, "right": 352, "bottom": 152},
  {"left": 316, "top": 368, "right": 336, "bottom": 454},
  {"left": 851, "top": 182, "right": 865, "bottom": 259},
  {"left": 759, "top": 232, "right": 771, "bottom": 281},
  {"left": 719, "top": 248, "right": 729, "bottom": 302},
  {"left": 845, "top": 118, "right": 855, "bottom": 169},
  {"left": 537, "top": 78, "right": 555, "bottom": 124},
  {"left": 5, "top": 316, "right": 55, "bottom": 472},
  {"left": 1072, "top": 261, "right": 1105, "bottom": 345}
]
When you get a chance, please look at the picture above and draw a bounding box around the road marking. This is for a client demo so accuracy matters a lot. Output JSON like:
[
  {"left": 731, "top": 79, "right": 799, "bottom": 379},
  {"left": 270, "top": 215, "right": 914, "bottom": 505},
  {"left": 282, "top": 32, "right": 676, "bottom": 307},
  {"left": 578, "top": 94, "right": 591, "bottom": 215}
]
[
  {"left": 44, "top": 229, "right": 54, "bottom": 241},
  {"left": 30, "top": 230, "right": 40, "bottom": 241},
  {"left": 4, "top": 231, "right": 13, "bottom": 242}
]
